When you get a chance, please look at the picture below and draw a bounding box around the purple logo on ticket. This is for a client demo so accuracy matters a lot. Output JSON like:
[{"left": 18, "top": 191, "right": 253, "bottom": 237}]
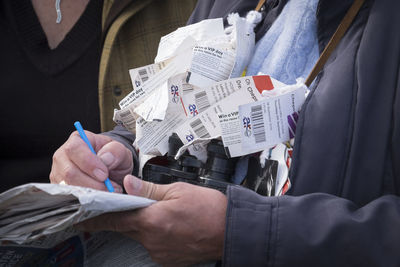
[
  {"left": 243, "top": 117, "right": 252, "bottom": 137},
  {"left": 188, "top": 104, "right": 198, "bottom": 117},
  {"left": 287, "top": 112, "right": 299, "bottom": 139},
  {"left": 186, "top": 134, "right": 194, "bottom": 142},
  {"left": 170, "top": 85, "right": 180, "bottom": 103}
]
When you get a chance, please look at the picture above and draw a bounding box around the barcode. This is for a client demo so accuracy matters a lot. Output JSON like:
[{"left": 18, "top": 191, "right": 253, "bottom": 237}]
[
  {"left": 194, "top": 91, "right": 211, "bottom": 113},
  {"left": 190, "top": 118, "right": 210, "bottom": 139},
  {"left": 251, "top": 105, "right": 266, "bottom": 143},
  {"left": 182, "top": 83, "right": 194, "bottom": 93},
  {"left": 157, "top": 62, "right": 166, "bottom": 70},
  {"left": 138, "top": 69, "right": 149, "bottom": 83},
  {"left": 120, "top": 109, "right": 136, "bottom": 130}
]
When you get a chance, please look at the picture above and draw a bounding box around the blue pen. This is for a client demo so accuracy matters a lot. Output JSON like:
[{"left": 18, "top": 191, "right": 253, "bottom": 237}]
[{"left": 74, "top": 121, "right": 115, "bottom": 192}]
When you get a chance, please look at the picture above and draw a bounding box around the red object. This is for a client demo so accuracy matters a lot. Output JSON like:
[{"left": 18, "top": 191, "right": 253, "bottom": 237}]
[{"left": 253, "top": 75, "right": 274, "bottom": 93}]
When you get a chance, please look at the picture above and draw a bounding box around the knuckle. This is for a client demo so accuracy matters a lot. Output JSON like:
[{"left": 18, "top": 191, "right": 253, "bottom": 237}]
[
  {"left": 63, "top": 141, "right": 77, "bottom": 155},
  {"left": 71, "top": 131, "right": 80, "bottom": 138},
  {"left": 62, "top": 164, "right": 77, "bottom": 181}
]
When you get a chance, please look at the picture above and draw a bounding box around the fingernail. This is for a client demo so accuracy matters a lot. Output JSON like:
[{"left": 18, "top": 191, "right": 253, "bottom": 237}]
[
  {"left": 127, "top": 175, "right": 142, "bottom": 194},
  {"left": 114, "top": 185, "right": 123, "bottom": 194},
  {"left": 93, "top": 168, "right": 107, "bottom": 181},
  {"left": 100, "top": 152, "right": 115, "bottom": 167}
]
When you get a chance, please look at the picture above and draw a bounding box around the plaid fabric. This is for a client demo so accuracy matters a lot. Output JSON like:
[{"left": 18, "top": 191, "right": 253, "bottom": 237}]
[{"left": 99, "top": 0, "right": 197, "bottom": 131}]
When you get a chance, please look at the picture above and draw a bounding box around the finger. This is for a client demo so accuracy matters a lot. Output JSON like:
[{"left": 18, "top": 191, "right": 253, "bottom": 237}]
[
  {"left": 51, "top": 149, "right": 122, "bottom": 193},
  {"left": 97, "top": 141, "right": 133, "bottom": 183},
  {"left": 123, "top": 175, "right": 171, "bottom": 201},
  {"left": 85, "top": 131, "right": 114, "bottom": 153},
  {"left": 64, "top": 132, "right": 112, "bottom": 182}
]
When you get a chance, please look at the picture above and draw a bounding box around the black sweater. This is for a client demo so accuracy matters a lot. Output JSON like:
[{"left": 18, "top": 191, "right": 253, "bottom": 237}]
[{"left": 0, "top": 0, "right": 103, "bottom": 192}]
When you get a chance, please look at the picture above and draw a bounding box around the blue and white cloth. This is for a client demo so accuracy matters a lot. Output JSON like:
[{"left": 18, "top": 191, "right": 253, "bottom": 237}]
[{"left": 247, "top": 0, "right": 320, "bottom": 85}]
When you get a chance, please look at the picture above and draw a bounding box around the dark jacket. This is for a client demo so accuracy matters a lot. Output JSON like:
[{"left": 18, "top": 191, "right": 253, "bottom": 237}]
[{"left": 189, "top": 0, "right": 400, "bottom": 266}]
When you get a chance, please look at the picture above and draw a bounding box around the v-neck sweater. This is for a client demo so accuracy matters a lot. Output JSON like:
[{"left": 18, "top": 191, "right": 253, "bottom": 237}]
[{"left": 0, "top": 0, "right": 103, "bottom": 192}]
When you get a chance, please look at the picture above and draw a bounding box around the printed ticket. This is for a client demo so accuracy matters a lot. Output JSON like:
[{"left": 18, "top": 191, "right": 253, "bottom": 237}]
[
  {"left": 181, "top": 75, "right": 275, "bottom": 118},
  {"left": 218, "top": 110, "right": 262, "bottom": 157},
  {"left": 175, "top": 76, "right": 268, "bottom": 150},
  {"left": 187, "top": 45, "right": 236, "bottom": 88},
  {"left": 134, "top": 73, "right": 194, "bottom": 155},
  {"left": 119, "top": 56, "right": 189, "bottom": 110},
  {"left": 129, "top": 60, "right": 170, "bottom": 92},
  {"left": 135, "top": 113, "right": 186, "bottom": 155},
  {"left": 113, "top": 108, "right": 136, "bottom": 132},
  {"left": 214, "top": 75, "right": 283, "bottom": 157},
  {"left": 239, "top": 83, "right": 307, "bottom": 152}
]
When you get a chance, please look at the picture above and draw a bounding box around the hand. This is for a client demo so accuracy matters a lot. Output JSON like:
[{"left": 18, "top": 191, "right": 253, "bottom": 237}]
[
  {"left": 77, "top": 176, "right": 227, "bottom": 266},
  {"left": 50, "top": 130, "right": 133, "bottom": 193}
]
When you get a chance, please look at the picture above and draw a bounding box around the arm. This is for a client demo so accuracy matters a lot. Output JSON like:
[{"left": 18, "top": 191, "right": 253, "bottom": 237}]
[{"left": 225, "top": 186, "right": 400, "bottom": 266}]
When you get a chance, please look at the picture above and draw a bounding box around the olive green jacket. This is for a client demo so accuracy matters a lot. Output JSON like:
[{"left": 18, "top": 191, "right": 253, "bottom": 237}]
[{"left": 99, "top": 0, "right": 197, "bottom": 131}]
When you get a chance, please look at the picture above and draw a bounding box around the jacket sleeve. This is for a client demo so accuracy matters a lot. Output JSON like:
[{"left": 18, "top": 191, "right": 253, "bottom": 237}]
[
  {"left": 223, "top": 186, "right": 400, "bottom": 267},
  {"left": 102, "top": 125, "right": 139, "bottom": 176}
]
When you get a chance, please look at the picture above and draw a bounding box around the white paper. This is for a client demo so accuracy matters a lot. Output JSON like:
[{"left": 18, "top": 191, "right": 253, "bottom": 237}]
[
  {"left": 135, "top": 113, "right": 186, "bottom": 156},
  {"left": 133, "top": 73, "right": 196, "bottom": 155},
  {"left": 239, "top": 83, "right": 307, "bottom": 153},
  {"left": 133, "top": 80, "right": 169, "bottom": 121},
  {"left": 113, "top": 108, "right": 136, "bottom": 132},
  {"left": 181, "top": 75, "right": 275, "bottom": 118},
  {"left": 187, "top": 45, "right": 236, "bottom": 88},
  {"left": 129, "top": 59, "right": 170, "bottom": 91},
  {"left": 218, "top": 77, "right": 290, "bottom": 157},
  {"left": 120, "top": 50, "right": 192, "bottom": 124},
  {"left": 175, "top": 81, "right": 264, "bottom": 155},
  {"left": 155, "top": 18, "right": 225, "bottom": 63},
  {"left": 227, "top": 13, "right": 258, "bottom": 78},
  {"left": 174, "top": 136, "right": 217, "bottom": 163},
  {"left": 0, "top": 183, "right": 155, "bottom": 244},
  {"left": 218, "top": 111, "right": 264, "bottom": 157},
  {"left": 120, "top": 48, "right": 193, "bottom": 110}
]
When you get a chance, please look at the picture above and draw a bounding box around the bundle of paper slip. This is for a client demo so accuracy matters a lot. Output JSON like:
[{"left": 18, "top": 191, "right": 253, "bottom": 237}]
[
  {"left": 113, "top": 14, "right": 308, "bottom": 163},
  {"left": 0, "top": 183, "right": 154, "bottom": 244},
  {"left": 0, "top": 14, "right": 308, "bottom": 247}
]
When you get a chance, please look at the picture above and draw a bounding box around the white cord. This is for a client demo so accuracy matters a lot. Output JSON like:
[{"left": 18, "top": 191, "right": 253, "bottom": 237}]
[{"left": 55, "top": 0, "right": 62, "bottom": 23}]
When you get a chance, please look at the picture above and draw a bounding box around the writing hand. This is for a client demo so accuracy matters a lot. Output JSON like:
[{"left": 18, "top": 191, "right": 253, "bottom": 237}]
[{"left": 50, "top": 130, "right": 133, "bottom": 193}]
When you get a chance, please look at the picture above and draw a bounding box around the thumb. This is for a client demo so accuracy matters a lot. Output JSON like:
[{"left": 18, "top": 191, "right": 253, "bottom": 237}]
[{"left": 123, "top": 175, "right": 170, "bottom": 201}]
